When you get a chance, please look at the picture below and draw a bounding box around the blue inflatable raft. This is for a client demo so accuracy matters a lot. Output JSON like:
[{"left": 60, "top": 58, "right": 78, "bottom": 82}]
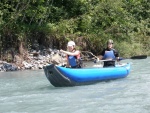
[{"left": 44, "top": 63, "right": 131, "bottom": 87}]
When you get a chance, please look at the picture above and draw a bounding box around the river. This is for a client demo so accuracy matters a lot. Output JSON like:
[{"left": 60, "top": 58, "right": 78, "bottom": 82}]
[{"left": 0, "top": 57, "right": 150, "bottom": 113}]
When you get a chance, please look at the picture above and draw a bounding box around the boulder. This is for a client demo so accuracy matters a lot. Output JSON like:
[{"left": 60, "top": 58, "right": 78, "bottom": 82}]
[{"left": 51, "top": 54, "right": 64, "bottom": 65}]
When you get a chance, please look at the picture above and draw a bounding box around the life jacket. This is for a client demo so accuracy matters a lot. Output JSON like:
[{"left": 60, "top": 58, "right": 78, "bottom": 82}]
[
  {"left": 67, "top": 54, "right": 83, "bottom": 68},
  {"left": 103, "top": 50, "right": 115, "bottom": 60}
]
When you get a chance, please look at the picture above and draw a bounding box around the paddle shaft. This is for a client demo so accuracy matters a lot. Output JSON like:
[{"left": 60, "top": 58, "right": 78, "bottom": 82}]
[
  {"left": 81, "top": 51, "right": 147, "bottom": 66},
  {"left": 81, "top": 51, "right": 99, "bottom": 59}
]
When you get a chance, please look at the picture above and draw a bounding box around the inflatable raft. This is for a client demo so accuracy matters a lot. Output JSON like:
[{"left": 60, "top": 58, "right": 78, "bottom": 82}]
[{"left": 44, "top": 63, "right": 131, "bottom": 87}]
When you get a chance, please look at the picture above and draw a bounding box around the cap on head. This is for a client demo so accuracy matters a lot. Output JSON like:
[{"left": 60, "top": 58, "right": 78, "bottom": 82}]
[
  {"left": 67, "top": 41, "right": 75, "bottom": 47},
  {"left": 107, "top": 39, "right": 113, "bottom": 44}
]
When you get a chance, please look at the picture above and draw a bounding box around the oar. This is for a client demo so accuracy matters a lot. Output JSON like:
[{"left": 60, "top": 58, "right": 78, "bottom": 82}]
[
  {"left": 81, "top": 51, "right": 98, "bottom": 59},
  {"left": 81, "top": 51, "right": 147, "bottom": 62},
  {"left": 120, "top": 55, "right": 147, "bottom": 60},
  {"left": 130, "top": 55, "right": 147, "bottom": 59},
  {"left": 94, "top": 55, "right": 148, "bottom": 63},
  {"left": 81, "top": 51, "right": 119, "bottom": 63},
  {"left": 94, "top": 59, "right": 116, "bottom": 63}
]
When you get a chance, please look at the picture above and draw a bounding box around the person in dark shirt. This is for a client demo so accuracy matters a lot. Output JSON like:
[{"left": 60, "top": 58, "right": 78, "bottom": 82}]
[{"left": 99, "top": 39, "right": 119, "bottom": 67}]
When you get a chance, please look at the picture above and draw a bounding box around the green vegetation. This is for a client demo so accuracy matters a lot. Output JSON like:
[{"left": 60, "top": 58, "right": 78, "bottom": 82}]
[{"left": 0, "top": 0, "right": 150, "bottom": 62}]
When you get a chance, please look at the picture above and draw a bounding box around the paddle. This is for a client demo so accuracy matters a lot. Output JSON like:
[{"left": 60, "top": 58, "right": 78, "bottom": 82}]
[
  {"left": 81, "top": 51, "right": 147, "bottom": 63},
  {"left": 130, "top": 55, "right": 147, "bottom": 59},
  {"left": 119, "top": 55, "right": 147, "bottom": 60},
  {"left": 81, "top": 51, "right": 98, "bottom": 59},
  {"left": 96, "top": 55, "right": 147, "bottom": 63},
  {"left": 93, "top": 58, "right": 117, "bottom": 63}
]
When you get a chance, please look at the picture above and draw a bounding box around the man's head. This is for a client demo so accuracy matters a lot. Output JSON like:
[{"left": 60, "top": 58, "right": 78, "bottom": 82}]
[{"left": 107, "top": 39, "right": 113, "bottom": 49}]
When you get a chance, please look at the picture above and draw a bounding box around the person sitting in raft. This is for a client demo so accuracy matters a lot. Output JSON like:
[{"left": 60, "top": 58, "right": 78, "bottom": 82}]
[
  {"left": 60, "top": 41, "right": 83, "bottom": 68},
  {"left": 98, "top": 39, "right": 120, "bottom": 67}
]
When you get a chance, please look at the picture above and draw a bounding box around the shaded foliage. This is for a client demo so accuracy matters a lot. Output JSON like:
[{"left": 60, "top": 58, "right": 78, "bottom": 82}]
[{"left": 0, "top": 0, "right": 150, "bottom": 61}]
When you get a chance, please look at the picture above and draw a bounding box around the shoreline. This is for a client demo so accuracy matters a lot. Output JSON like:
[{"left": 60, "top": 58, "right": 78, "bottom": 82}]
[
  {"left": 0, "top": 49, "right": 66, "bottom": 72},
  {"left": 0, "top": 49, "right": 94, "bottom": 72},
  {"left": 1, "top": 48, "right": 147, "bottom": 72}
]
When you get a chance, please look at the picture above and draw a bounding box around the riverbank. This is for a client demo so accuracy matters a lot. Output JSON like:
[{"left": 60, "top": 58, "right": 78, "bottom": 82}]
[
  {"left": 0, "top": 49, "right": 94, "bottom": 72},
  {"left": 0, "top": 49, "right": 67, "bottom": 72},
  {"left": 1, "top": 47, "right": 148, "bottom": 72}
]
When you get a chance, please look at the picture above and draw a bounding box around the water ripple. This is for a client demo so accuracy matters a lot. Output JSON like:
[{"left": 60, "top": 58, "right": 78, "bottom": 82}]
[{"left": 0, "top": 57, "right": 150, "bottom": 113}]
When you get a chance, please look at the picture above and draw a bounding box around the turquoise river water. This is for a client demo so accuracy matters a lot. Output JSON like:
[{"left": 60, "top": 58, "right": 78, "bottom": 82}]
[{"left": 0, "top": 57, "right": 150, "bottom": 113}]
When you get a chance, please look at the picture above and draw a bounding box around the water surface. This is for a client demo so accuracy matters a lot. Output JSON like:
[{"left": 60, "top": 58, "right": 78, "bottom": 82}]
[{"left": 0, "top": 57, "right": 150, "bottom": 113}]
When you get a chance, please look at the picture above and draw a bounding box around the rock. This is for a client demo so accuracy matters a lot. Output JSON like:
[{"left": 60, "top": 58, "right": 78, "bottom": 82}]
[
  {"left": 32, "top": 51, "right": 40, "bottom": 57},
  {"left": 2, "top": 63, "right": 18, "bottom": 71},
  {"left": 51, "top": 53, "right": 64, "bottom": 65},
  {"left": 22, "top": 61, "right": 33, "bottom": 69},
  {"left": 38, "top": 64, "right": 43, "bottom": 69},
  {"left": 14, "top": 55, "right": 23, "bottom": 67}
]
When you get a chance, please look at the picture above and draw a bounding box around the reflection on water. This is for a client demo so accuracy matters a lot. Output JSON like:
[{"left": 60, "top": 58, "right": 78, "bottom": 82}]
[{"left": 0, "top": 57, "right": 150, "bottom": 113}]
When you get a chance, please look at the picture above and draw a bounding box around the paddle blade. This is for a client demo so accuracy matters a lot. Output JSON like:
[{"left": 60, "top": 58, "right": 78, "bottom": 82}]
[{"left": 130, "top": 55, "right": 147, "bottom": 59}]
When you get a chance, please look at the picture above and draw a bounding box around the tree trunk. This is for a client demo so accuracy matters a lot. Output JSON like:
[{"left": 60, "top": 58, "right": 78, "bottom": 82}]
[{"left": 19, "top": 41, "right": 24, "bottom": 56}]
